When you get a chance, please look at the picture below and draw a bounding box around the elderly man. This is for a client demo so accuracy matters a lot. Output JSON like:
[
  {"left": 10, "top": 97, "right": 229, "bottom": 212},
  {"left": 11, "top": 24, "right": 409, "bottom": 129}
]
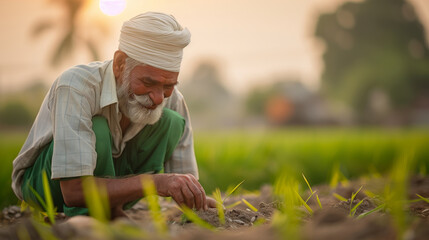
[{"left": 12, "top": 12, "right": 215, "bottom": 218}]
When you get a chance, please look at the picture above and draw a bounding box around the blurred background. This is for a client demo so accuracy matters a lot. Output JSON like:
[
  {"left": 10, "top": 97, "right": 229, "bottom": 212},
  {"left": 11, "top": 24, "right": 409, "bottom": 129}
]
[{"left": 0, "top": 0, "right": 429, "bottom": 207}]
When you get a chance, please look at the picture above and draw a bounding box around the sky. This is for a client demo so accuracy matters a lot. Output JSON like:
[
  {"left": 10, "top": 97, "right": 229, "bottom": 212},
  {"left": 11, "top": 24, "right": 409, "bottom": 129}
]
[{"left": 1, "top": 0, "right": 429, "bottom": 95}]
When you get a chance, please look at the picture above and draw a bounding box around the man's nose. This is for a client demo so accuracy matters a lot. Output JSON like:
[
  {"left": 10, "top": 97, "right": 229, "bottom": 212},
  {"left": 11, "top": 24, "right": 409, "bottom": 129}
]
[{"left": 149, "top": 88, "right": 164, "bottom": 106}]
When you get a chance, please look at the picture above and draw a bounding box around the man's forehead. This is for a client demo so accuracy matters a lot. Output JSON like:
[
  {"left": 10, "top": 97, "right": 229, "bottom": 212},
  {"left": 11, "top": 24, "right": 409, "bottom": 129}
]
[{"left": 131, "top": 64, "right": 179, "bottom": 81}]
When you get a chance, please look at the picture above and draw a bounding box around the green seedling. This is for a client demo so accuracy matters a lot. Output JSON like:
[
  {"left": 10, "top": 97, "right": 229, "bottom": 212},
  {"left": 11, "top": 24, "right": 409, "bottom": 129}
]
[
  {"left": 272, "top": 174, "right": 302, "bottom": 239},
  {"left": 242, "top": 198, "right": 258, "bottom": 212},
  {"left": 141, "top": 176, "right": 167, "bottom": 234},
  {"left": 41, "top": 171, "right": 56, "bottom": 224},
  {"left": 82, "top": 176, "right": 110, "bottom": 223},
  {"left": 212, "top": 180, "right": 245, "bottom": 225},
  {"left": 350, "top": 199, "right": 364, "bottom": 217},
  {"left": 333, "top": 193, "right": 347, "bottom": 202},
  {"left": 363, "top": 190, "right": 378, "bottom": 199},
  {"left": 416, "top": 194, "right": 429, "bottom": 204},
  {"left": 222, "top": 180, "right": 245, "bottom": 209},
  {"left": 28, "top": 171, "right": 57, "bottom": 224},
  {"left": 357, "top": 204, "right": 386, "bottom": 219},
  {"left": 302, "top": 173, "right": 322, "bottom": 209},
  {"left": 225, "top": 200, "right": 242, "bottom": 209},
  {"left": 294, "top": 190, "right": 313, "bottom": 215},
  {"left": 349, "top": 186, "right": 363, "bottom": 216},
  {"left": 223, "top": 180, "right": 245, "bottom": 203},
  {"left": 212, "top": 188, "right": 225, "bottom": 225},
  {"left": 384, "top": 153, "right": 414, "bottom": 238},
  {"left": 177, "top": 205, "right": 215, "bottom": 230}
]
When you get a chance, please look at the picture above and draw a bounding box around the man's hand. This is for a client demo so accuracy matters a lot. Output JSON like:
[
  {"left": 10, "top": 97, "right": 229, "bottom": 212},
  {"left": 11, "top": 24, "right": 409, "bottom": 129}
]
[{"left": 151, "top": 173, "right": 215, "bottom": 210}]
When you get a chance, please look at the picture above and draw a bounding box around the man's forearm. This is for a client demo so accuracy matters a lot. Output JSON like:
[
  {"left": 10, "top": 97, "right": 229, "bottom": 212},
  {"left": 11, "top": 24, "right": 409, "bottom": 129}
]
[
  {"left": 60, "top": 174, "right": 146, "bottom": 208},
  {"left": 60, "top": 173, "right": 214, "bottom": 212}
]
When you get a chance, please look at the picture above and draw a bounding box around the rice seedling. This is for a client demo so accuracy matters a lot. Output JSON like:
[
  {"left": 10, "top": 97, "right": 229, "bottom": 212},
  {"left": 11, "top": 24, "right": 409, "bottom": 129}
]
[
  {"left": 349, "top": 186, "right": 364, "bottom": 217},
  {"left": 82, "top": 176, "right": 110, "bottom": 223},
  {"left": 416, "top": 194, "right": 429, "bottom": 204},
  {"left": 357, "top": 204, "right": 386, "bottom": 219},
  {"left": 223, "top": 180, "right": 245, "bottom": 203},
  {"left": 41, "top": 172, "right": 55, "bottom": 224},
  {"left": 212, "top": 188, "right": 225, "bottom": 225},
  {"left": 225, "top": 200, "right": 242, "bottom": 209},
  {"left": 242, "top": 198, "right": 258, "bottom": 212},
  {"left": 333, "top": 193, "right": 347, "bottom": 202},
  {"left": 178, "top": 205, "right": 216, "bottom": 230},
  {"left": 383, "top": 153, "right": 414, "bottom": 238},
  {"left": 141, "top": 176, "right": 168, "bottom": 234},
  {"left": 294, "top": 191, "right": 313, "bottom": 215},
  {"left": 302, "top": 173, "right": 322, "bottom": 209},
  {"left": 272, "top": 174, "right": 302, "bottom": 239},
  {"left": 27, "top": 171, "right": 57, "bottom": 224}
]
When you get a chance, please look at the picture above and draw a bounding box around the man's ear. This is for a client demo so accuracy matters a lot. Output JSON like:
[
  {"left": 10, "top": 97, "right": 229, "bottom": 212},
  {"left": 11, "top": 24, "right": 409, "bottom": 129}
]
[{"left": 113, "top": 50, "right": 128, "bottom": 80}]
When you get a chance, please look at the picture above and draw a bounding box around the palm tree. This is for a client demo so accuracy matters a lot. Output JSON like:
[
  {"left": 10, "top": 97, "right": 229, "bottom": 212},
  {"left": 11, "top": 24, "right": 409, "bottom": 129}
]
[{"left": 31, "top": 0, "right": 108, "bottom": 67}]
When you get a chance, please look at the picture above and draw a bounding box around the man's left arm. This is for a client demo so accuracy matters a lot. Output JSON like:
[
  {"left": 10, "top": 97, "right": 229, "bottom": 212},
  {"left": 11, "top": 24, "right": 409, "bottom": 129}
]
[{"left": 164, "top": 88, "right": 199, "bottom": 178}]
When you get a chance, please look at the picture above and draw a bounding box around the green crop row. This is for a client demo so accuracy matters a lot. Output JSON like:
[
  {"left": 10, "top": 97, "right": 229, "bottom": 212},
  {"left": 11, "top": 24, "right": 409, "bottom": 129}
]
[
  {"left": 1, "top": 128, "right": 428, "bottom": 209},
  {"left": 195, "top": 128, "right": 429, "bottom": 193}
]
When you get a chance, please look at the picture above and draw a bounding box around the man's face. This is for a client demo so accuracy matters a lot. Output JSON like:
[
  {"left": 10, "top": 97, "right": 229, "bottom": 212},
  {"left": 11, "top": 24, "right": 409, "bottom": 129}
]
[{"left": 117, "top": 63, "right": 179, "bottom": 125}]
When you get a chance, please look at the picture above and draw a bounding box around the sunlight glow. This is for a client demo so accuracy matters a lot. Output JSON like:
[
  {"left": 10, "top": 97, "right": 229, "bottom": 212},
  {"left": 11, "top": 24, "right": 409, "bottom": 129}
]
[{"left": 99, "top": 0, "right": 126, "bottom": 16}]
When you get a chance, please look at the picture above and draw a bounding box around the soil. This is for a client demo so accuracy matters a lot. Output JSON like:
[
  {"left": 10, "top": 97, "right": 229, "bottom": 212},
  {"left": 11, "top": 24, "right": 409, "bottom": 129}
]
[{"left": 1, "top": 175, "right": 429, "bottom": 240}]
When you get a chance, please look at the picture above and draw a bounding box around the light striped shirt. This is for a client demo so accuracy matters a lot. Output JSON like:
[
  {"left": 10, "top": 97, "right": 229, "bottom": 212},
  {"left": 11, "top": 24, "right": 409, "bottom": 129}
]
[{"left": 11, "top": 60, "right": 198, "bottom": 200}]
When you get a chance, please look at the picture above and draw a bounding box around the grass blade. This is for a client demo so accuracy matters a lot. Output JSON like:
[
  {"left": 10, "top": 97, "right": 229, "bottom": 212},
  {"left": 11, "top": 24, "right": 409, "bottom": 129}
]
[
  {"left": 305, "top": 191, "right": 315, "bottom": 203},
  {"left": 302, "top": 173, "right": 313, "bottom": 194},
  {"left": 294, "top": 190, "right": 313, "bottom": 214},
  {"left": 416, "top": 194, "right": 429, "bottom": 204},
  {"left": 350, "top": 199, "right": 364, "bottom": 216},
  {"left": 41, "top": 171, "right": 55, "bottom": 224},
  {"left": 351, "top": 186, "right": 363, "bottom": 203},
  {"left": 357, "top": 204, "right": 386, "bottom": 219},
  {"left": 225, "top": 200, "right": 242, "bottom": 209},
  {"left": 223, "top": 180, "right": 245, "bottom": 202},
  {"left": 212, "top": 188, "right": 225, "bottom": 225},
  {"left": 242, "top": 198, "right": 258, "bottom": 212},
  {"left": 316, "top": 195, "right": 323, "bottom": 209},
  {"left": 141, "top": 176, "right": 167, "bottom": 234},
  {"left": 82, "top": 177, "right": 110, "bottom": 223},
  {"left": 178, "top": 206, "right": 215, "bottom": 230},
  {"left": 28, "top": 185, "right": 47, "bottom": 212},
  {"left": 333, "top": 193, "right": 347, "bottom": 202}
]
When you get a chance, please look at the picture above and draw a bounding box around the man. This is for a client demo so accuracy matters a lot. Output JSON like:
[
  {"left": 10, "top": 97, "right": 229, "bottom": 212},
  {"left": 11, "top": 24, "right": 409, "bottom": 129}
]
[{"left": 12, "top": 12, "right": 215, "bottom": 218}]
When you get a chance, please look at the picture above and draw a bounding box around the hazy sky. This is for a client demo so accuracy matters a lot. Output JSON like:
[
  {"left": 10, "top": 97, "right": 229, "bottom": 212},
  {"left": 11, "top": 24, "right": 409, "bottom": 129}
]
[{"left": 1, "top": 0, "right": 429, "bottom": 95}]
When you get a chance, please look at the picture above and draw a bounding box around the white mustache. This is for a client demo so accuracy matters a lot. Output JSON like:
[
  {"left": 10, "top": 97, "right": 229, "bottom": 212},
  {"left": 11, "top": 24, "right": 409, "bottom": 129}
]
[{"left": 130, "top": 94, "right": 156, "bottom": 108}]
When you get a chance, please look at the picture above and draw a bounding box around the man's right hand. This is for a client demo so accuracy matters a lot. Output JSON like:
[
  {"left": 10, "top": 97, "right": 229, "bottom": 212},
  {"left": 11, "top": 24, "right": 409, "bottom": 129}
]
[{"left": 151, "top": 173, "right": 215, "bottom": 210}]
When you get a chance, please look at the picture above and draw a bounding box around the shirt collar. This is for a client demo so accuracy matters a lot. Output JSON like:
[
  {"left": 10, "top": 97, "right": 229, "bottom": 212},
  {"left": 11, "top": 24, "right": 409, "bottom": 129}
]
[{"left": 100, "top": 60, "right": 119, "bottom": 112}]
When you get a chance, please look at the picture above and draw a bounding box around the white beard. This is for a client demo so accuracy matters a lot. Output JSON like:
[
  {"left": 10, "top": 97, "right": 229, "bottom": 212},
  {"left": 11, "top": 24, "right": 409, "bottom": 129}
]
[{"left": 117, "top": 77, "right": 167, "bottom": 125}]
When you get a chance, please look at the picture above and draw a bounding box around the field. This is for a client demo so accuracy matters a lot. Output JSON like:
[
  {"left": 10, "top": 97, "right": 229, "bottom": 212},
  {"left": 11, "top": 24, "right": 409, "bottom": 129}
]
[
  {"left": 195, "top": 128, "right": 429, "bottom": 193},
  {"left": 0, "top": 128, "right": 429, "bottom": 239}
]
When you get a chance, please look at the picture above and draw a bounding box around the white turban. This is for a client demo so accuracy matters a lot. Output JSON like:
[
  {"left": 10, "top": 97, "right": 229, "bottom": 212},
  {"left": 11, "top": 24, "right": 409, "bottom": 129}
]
[{"left": 119, "top": 12, "right": 191, "bottom": 72}]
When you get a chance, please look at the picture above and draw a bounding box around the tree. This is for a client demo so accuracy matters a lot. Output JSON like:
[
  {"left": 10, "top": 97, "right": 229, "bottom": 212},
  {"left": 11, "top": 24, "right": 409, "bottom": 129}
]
[
  {"left": 315, "top": 0, "right": 429, "bottom": 124},
  {"left": 32, "top": 0, "right": 108, "bottom": 67},
  {"left": 0, "top": 101, "right": 33, "bottom": 127}
]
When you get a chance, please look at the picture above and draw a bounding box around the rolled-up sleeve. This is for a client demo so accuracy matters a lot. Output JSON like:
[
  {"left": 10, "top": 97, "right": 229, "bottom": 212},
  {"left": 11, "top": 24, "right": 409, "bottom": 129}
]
[
  {"left": 164, "top": 89, "right": 199, "bottom": 178},
  {"left": 50, "top": 83, "right": 97, "bottom": 179}
]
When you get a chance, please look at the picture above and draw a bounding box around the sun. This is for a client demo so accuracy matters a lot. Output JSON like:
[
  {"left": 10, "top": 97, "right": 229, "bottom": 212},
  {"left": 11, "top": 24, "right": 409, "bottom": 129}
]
[{"left": 99, "top": 0, "right": 127, "bottom": 16}]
